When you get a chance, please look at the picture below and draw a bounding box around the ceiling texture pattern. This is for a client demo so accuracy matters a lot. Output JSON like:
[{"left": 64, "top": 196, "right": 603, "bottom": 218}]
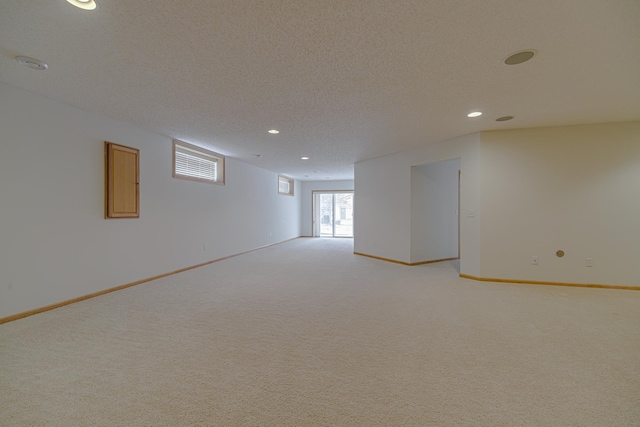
[{"left": 1, "top": 0, "right": 639, "bottom": 180}]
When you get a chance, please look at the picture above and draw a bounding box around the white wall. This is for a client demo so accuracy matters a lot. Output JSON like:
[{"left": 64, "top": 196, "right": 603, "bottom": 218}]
[
  {"left": 354, "top": 132, "right": 482, "bottom": 274},
  {"left": 300, "top": 180, "right": 354, "bottom": 237},
  {"left": 480, "top": 122, "right": 640, "bottom": 286},
  {"left": 355, "top": 121, "right": 639, "bottom": 286},
  {"left": 0, "top": 83, "right": 302, "bottom": 319},
  {"left": 411, "top": 158, "right": 460, "bottom": 263}
]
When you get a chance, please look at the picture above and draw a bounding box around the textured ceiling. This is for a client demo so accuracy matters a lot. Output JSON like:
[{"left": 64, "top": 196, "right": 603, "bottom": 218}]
[{"left": 1, "top": 0, "right": 639, "bottom": 180}]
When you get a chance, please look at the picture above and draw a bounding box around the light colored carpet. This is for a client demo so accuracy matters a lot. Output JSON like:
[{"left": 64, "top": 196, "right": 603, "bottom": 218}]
[{"left": 1, "top": 238, "right": 639, "bottom": 426}]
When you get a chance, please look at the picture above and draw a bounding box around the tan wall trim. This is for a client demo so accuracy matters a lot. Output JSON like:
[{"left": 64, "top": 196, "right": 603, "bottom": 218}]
[
  {"left": 354, "top": 252, "right": 458, "bottom": 266},
  {"left": 459, "top": 274, "right": 640, "bottom": 291},
  {"left": 354, "top": 255, "right": 639, "bottom": 291},
  {"left": 354, "top": 252, "right": 412, "bottom": 265},
  {"left": 0, "top": 237, "right": 301, "bottom": 325},
  {"left": 411, "top": 257, "right": 459, "bottom": 266}
]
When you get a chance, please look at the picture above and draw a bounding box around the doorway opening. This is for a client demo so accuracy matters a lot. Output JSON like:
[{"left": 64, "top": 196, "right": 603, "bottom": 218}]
[
  {"left": 410, "top": 158, "right": 460, "bottom": 265},
  {"left": 312, "top": 191, "right": 354, "bottom": 237}
]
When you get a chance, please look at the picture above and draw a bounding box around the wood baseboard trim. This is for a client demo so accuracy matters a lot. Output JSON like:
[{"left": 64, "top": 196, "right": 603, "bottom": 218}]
[
  {"left": 354, "top": 252, "right": 459, "bottom": 266},
  {"left": 411, "top": 257, "right": 459, "bottom": 266},
  {"left": 459, "top": 274, "right": 640, "bottom": 291},
  {"left": 0, "top": 237, "right": 301, "bottom": 325},
  {"left": 354, "top": 252, "right": 411, "bottom": 265}
]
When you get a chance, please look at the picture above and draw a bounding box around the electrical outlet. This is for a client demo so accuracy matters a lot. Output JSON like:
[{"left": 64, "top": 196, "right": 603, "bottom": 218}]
[
  {"left": 203, "top": 243, "right": 207, "bottom": 251},
  {"left": 531, "top": 256, "right": 538, "bottom": 265},
  {"left": 586, "top": 258, "right": 593, "bottom": 267}
]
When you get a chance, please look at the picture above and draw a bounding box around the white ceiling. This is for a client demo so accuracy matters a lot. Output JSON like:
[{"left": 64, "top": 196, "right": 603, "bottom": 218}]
[{"left": 1, "top": 0, "right": 639, "bottom": 181}]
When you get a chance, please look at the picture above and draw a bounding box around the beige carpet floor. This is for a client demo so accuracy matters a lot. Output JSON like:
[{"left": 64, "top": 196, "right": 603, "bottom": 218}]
[{"left": 1, "top": 238, "right": 639, "bottom": 426}]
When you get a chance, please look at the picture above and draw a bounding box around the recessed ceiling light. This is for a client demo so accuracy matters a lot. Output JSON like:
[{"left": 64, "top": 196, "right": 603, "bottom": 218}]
[
  {"left": 254, "top": 154, "right": 262, "bottom": 157},
  {"left": 504, "top": 49, "right": 537, "bottom": 65},
  {"left": 301, "top": 157, "right": 310, "bottom": 160},
  {"left": 15, "top": 56, "right": 48, "bottom": 70},
  {"left": 467, "top": 111, "right": 482, "bottom": 118},
  {"left": 66, "top": 0, "right": 97, "bottom": 10},
  {"left": 268, "top": 129, "right": 279, "bottom": 134},
  {"left": 304, "top": 175, "right": 309, "bottom": 177},
  {"left": 313, "top": 170, "right": 319, "bottom": 173},
  {"left": 496, "top": 116, "right": 514, "bottom": 122},
  {"left": 326, "top": 177, "right": 331, "bottom": 179}
]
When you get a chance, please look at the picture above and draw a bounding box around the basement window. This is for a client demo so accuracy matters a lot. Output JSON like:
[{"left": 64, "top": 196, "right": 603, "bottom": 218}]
[
  {"left": 173, "top": 140, "right": 225, "bottom": 185},
  {"left": 278, "top": 175, "right": 294, "bottom": 196}
]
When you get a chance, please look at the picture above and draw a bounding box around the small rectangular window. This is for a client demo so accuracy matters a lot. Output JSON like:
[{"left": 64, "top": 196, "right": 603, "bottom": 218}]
[
  {"left": 173, "top": 140, "right": 225, "bottom": 185},
  {"left": 278, "top": 175, "right": 294, "bottom": 196}
]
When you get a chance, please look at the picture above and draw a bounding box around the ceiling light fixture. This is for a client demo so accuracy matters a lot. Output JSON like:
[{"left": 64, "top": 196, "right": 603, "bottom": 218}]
[
  {"left": 66, "top": 0, "right": 97, "bottom": 10},
  {"left": 503, "top": 49, "right": 537, "bottom": 65},
  {"left": 268, "top": 129, "right": 279, "bottom": 134},
  {"left": 15, "top": 56, "right": 48, "bottom": 70},
  {"left": 301, "top": 157, "right": 309, "bottom": 160},
  {"left": 496, "top": 116, "right": 514, "bottom": 122},
  {"left": 467, "top": 111, "right": 482, "bottom": 118}
]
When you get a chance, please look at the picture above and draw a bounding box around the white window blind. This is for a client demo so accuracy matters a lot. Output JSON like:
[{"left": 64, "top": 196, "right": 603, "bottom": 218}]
[
  {"left": 173, "top": 140, "right": 224, "bottom": 184},
  {"left": 279, "top": 178, "right": 290, "bottom": 194},
  {"left": 278, "top": 175, "right": 294, "bottom": 195}
]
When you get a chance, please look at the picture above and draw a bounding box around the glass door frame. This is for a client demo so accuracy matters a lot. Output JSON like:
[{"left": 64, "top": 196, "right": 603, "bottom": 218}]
[{"left": 312, "top": 190, "right": 354, "bottom": 238}]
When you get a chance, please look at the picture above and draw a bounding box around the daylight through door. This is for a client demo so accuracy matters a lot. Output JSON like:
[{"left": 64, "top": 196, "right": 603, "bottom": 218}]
[{"left": 312, "top": 191, "right": 354, "bottom": 237}]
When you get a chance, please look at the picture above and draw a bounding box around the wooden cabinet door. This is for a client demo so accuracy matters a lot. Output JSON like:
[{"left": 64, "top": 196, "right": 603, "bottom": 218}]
[{"left": 105, "top": 142, "right": 140, "bottom": 218}]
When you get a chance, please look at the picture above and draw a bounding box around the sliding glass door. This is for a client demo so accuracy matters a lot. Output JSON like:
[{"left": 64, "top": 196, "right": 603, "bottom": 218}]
[{"left": 313, "top": 191, "right": 354, "bottom": 237}]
